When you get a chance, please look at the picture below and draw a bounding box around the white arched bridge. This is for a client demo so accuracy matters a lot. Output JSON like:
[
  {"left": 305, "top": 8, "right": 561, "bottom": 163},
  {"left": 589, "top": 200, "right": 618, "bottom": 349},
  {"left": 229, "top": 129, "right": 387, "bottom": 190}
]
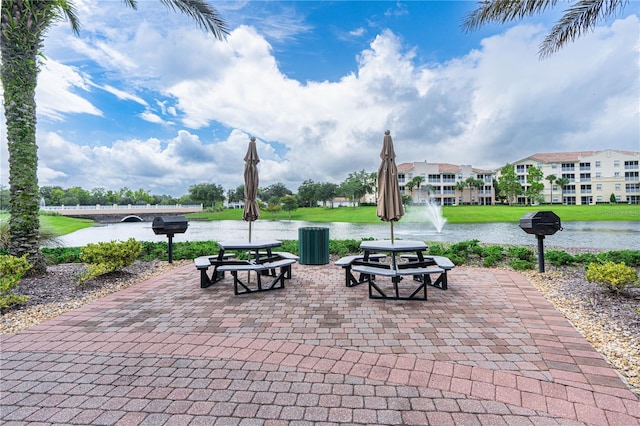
[{"left": 41, "top": 204, "right": 204, "bottom": 223}]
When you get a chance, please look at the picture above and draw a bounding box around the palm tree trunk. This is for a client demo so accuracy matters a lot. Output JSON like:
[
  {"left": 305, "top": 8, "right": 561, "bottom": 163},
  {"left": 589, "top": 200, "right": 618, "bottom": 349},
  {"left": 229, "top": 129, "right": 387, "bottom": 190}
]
[{"left": 1, "top": 2, "right": 48, "bottom": 273}]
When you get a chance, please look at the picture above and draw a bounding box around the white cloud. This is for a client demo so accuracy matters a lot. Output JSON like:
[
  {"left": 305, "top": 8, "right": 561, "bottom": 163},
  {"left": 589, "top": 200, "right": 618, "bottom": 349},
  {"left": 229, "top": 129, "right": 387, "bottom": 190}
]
[
  {"left": 101, "top": 85, "right": 148, "bottom": 105},
  {"left": 139, "top": 111, "right": 171, "bottom": 125},
  {"left": 2, "top": 7, "right": 637, "bottom": 197},
  {"left": 37, "top": 61, "right": 102, "bottom": 120},
  {"left": 32, "top": 129, "right": 277, "bottom": 196}
]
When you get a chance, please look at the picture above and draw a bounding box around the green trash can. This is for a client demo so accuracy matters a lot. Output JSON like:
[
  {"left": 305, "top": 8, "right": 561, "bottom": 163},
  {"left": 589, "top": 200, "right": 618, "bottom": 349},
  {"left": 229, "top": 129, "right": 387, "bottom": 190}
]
[{"left": 298, "top": 227, "right": 330, "bottom": 265}]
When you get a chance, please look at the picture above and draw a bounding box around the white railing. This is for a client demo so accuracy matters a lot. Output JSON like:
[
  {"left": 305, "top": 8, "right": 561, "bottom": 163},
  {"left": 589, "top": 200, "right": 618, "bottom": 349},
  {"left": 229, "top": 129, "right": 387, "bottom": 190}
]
[{"left": 42, "top": 204, "right": 203, "bottom": 211}]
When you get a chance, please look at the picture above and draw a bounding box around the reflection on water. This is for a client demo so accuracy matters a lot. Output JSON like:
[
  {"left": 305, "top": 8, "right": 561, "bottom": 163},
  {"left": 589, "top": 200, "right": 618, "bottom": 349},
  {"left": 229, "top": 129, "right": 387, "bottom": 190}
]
[{"left": 52, "top": 220, "right": 639, "bottom": 250}]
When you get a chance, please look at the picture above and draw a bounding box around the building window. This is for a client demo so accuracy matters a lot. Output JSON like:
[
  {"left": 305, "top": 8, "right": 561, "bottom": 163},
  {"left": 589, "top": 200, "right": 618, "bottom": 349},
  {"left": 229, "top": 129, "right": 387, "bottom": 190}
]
[
  {"left": 562, "top": 173, "right": 575, "bottom": 182},
  {"left": 625, "top": 160, "right": 639, "bottom": 169},
  {"left": 516, "top": 165, "right": 525, "bottom": 173},
  {"left": 596, "top": 184, "right": 602, "bottom": 191},
  {"left": 579, "top": 173, "right": 591, "bottom": 181},
  {"left": 580, "top": 185, "right": 592, "bottom": 193},
  {"left": 595, "top": 172, "right": 601, "bottom": 178},
  {"left": 614, "top": 172, "right": 620, "bottom": 178},
  {"left": 398, "top": 173, "right": 405, "bottom": 184},
  {"left": 562, "top": 163, "right": 575, "bottom": 171},
  {"left": 428, "top": 174, "right": 439, "bottom": 183},
  {"left": 579, "top": 162, "right": 590, "bottom": 171},
  {"left": 626, "top": 183, "right": 640, "bottom": 193},
  {"left": 614, "top": 160, "right": 620, "bottom": 167},
  {"left": 625, "top": 171, "right": 639, "bottom": 181},
  {"left": 595, "top": 161, "right": 601, "bottom": 167},
  {"left": 551, "top": 163, "right": 557, "bottom": 169},
  {"left": 615, "top": 184, "right": 621, "bottom": 190}
]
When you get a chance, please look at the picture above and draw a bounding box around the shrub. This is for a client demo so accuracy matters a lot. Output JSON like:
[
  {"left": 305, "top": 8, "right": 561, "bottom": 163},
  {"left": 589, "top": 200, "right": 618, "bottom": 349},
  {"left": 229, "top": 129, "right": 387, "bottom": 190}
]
[
  {"left": 596, "top": 250, "right": 640, "bottom": 267},
  {"left": 426, "top": 243, "right": 447, "bottom": 256},
  {"left": 329, "top": 239, "right": 362, "bottom": 257},
  {"left": 41, "top": 247, "right": 82, "bottom": 264},
  {"left": 545, "top": 250, "right": 575, "bottom": 266},
  {"left": 0, "top": 254, "right": 31, "bottom": 309},
  {"left": 78, "top": 238, "right": 142, "bottom": 285},
  {"left": 573, "top": 253, "right": 598, "bottom": 264},
  {"left": 480, "top": 245, "right": 505, "bottom": 267},
  {"left": 435, "top": 240, "right": 483, "bottom": 265},
  {"left": 508, "top": 259, "right": 535, "bottom": 270},
  {"left": 507, "top": 246, "right": 535, "bottom": 262},
  {"left": 585, "top": 261, "right": 639, "bottom": 294}
]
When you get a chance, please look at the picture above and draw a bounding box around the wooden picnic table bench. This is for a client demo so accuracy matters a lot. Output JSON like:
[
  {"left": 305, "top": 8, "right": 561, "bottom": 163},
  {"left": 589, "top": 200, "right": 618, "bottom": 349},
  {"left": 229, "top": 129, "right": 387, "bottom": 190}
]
[
  {"left": 194, "top": 253, "right": 238, "bottom": 288},
  {"left": 351, "top": 263, "right": 445, "bottom": 301},
  {"left": 335, "top": 254, "right": 386, "bottom": 287},
  {"left": 217, "top": 258, "right": 297, "bottom": 295},
  {"left": 399, "top": 254, "right": 455, "bottom": 290}
]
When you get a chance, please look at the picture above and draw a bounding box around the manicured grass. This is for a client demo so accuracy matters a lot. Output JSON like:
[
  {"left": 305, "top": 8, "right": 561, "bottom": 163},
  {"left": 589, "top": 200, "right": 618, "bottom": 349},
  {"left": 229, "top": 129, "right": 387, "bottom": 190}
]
[
  {"left": 40, "top": 216, "right": 94, "bottom": 235},
  {"left": 0, "top": 214, "right": 94, "bottom": 236},
  {"left": 189, "top": 204, "right": 639, "bottom": 224}
]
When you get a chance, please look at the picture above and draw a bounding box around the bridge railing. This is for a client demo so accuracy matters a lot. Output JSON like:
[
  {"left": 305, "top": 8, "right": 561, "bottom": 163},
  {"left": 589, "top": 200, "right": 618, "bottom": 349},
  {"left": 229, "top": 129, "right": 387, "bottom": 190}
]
[{"left": 41, "top": 204, "right": 204, "bottom": 211}]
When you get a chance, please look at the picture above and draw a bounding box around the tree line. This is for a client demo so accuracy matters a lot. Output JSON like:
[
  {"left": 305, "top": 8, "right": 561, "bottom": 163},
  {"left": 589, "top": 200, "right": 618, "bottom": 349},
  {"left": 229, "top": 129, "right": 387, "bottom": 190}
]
[
  {"left": 0, "top": 169, "right": 378, "bottom": 212},
  {"left": 0, "top": 163, "right": 570, "bottom": 212}
]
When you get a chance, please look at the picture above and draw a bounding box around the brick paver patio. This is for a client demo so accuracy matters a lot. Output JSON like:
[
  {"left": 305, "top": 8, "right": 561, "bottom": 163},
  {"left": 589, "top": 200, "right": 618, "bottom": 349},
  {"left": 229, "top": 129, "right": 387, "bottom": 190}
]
[{"left": 2, "top": 262, "right": 639, "bottom": 425}]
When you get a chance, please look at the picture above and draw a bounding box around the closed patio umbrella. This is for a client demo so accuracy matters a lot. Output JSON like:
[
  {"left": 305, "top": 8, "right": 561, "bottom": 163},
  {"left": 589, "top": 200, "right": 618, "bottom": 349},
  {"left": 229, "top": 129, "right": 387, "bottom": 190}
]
[
  {"left": 243, "top": 137, "right": 260, "bottom": 242},
  {"left": 376, "top": 130, "right": 404, "bottom": 242}
]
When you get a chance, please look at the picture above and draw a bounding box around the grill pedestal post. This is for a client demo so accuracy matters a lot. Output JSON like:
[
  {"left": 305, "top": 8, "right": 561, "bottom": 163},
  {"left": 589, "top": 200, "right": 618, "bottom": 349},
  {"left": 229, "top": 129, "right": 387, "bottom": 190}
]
[
  {"left": 168, "top": 234, "right": 174, "bottom": 264},
  {"left": 537, "top": 235, "right": 545, "bottom": 273}
]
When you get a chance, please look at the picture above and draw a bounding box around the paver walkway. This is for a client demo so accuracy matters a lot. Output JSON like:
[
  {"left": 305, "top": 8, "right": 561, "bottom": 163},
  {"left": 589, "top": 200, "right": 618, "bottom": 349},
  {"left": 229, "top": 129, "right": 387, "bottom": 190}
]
[{"left": 1, "top": 263, "right": 639, "bottom": 425}]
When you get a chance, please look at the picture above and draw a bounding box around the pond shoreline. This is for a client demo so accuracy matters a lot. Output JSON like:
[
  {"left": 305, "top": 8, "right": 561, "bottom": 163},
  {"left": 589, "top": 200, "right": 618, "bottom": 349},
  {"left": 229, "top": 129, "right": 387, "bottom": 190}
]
[{"left": 51, "top": 219, "right": 639, "bottom": 251}]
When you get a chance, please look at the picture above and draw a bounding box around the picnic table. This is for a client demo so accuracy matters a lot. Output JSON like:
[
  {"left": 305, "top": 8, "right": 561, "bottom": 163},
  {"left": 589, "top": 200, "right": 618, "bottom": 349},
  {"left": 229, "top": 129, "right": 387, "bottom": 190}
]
[
  {"left": 194, "top": 239, "right": 298, "bottom": 294},
  {"left": 351, "top": 240, "right": 446, "bottom": 301}
]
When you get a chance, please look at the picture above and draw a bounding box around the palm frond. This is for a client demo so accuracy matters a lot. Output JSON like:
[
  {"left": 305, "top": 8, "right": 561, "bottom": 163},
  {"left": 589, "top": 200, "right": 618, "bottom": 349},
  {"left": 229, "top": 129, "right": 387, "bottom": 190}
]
[
  {"left": 539, "top": 0, "right": 629, "bottom": 58},
  {"left": 462, "top": 0, "right": 559, "bottom": 32},
  {"left": 159, "top": 0, "right": 229, "bottom": 40},
  {"left": 121, "top": 0, "right": 138, "bottom": 9},
  {"left": 52, "top": 0, "right": 81, "bottom": 35}
]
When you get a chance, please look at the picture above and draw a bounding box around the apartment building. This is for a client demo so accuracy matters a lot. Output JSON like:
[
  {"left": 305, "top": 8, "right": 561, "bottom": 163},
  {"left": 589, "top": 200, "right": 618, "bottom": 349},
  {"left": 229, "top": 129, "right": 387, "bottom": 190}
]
[
  {"left": 511, "top": 150, "right": 640, "bottom": 205},
  {"left": 397, "top": 162, "right": 496, "bottom": 206}
]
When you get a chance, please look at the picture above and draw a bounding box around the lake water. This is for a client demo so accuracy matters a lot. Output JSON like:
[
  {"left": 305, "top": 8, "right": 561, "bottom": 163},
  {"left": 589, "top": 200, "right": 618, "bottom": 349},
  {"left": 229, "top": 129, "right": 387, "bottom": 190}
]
[{"left": 52, "top": 219, "right": 639, "bottom": 251}]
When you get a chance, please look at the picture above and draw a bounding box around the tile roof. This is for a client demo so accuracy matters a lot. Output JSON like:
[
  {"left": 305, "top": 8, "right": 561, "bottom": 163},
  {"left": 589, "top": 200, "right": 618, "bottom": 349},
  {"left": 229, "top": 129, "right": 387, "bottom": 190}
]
[
  {"left": 518, "top": 150, "right": 639, "bottom": 163},
  {"left": 396, "top": 162, "right": 494, "bottom": 174}
]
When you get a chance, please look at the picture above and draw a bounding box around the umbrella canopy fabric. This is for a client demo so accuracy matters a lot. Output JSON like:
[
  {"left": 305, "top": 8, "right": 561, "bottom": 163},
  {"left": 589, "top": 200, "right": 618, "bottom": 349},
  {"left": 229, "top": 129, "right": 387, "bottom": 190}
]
[
  {"left": 377, "top": 131, "right": 404, "bottom": 240},
  {"left": 243, "top": 138, "right": 260, "bottom": 231}
]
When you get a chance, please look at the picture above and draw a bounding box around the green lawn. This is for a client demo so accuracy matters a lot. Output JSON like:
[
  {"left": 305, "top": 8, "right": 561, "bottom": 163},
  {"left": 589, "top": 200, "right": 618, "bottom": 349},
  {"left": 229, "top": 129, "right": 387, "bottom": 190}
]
[
  {"left": 41, "top": 216, "right": 94, "bottom": 235},
  {"left": 0, "top": 214, "right": 94, "bottom": 236},
  {"left": 189, "top": 204, "right": 639, "bottom": 224}
]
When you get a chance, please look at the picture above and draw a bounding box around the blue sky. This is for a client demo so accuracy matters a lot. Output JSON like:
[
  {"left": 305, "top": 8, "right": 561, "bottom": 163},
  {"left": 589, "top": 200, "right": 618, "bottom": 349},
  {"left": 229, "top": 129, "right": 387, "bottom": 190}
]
[{"left": 1, "top": 0, "right": 639, "bottom": 197}]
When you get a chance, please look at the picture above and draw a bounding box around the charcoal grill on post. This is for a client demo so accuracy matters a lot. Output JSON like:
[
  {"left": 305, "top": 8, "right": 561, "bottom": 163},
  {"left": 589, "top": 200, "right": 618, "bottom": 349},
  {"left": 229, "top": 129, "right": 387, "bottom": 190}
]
[
  {"left": 519, "top": 211, "right": 562, "bottom": 272},
  {"left": 152, "top": 216, "right": 189, "bottom": 263}
]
